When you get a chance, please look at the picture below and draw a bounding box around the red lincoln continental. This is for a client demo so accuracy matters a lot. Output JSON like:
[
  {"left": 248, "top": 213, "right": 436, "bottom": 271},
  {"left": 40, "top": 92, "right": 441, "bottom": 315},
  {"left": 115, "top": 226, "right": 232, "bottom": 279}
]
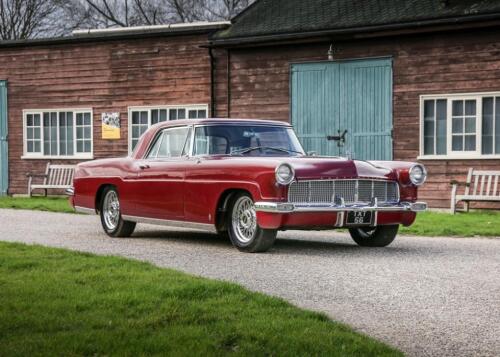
[{"left": 68, "top": 119, "right": 427, "bottom": 253}]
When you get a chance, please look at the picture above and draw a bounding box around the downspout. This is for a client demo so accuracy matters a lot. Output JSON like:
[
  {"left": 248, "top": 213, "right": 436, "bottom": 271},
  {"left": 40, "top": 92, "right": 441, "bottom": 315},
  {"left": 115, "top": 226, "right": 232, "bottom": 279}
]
[
  {"left": 208, "top": 47, "right": 216, "bottom": 118},
  {"left": 226, "top": 49, "right": 231, "bottom": 118}
]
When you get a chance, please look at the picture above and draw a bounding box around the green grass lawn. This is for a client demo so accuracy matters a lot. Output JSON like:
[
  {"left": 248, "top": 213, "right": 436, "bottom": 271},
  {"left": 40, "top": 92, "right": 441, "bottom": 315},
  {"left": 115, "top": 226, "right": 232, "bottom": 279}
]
[
  {"left": 0, "top": 242, "right": 400, "bottom": 356},
  {"left": 400, "top": 210, "right": 500, "bottom": 237},
  {"left": 0, "top": 196, "right": 74, "bottom": 213},
  {"left": 0, "top": 196, "right": 498, "bottom": 237}
]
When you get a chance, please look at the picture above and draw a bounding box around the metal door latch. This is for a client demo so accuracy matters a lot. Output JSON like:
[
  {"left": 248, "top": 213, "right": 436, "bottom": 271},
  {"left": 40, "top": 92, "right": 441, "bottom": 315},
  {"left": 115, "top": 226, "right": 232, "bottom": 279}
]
[{"left": 327, "top": 130, "right": 348, "bottom": 147}]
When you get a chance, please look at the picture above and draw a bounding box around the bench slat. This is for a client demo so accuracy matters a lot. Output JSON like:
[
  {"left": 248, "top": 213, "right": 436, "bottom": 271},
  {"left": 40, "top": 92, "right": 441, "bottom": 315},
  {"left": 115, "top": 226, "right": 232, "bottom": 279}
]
[
  {"left": 486, "top": 175, "right": 492, "bottom": 196},
  {"left": 456, "top": 195, "right": 500, "bottom": 202},
  {"left": 479, "top": 175, "right": 485, "bottom": 196},
  {"left": 494, "top": 176, "right": 499, "bottom": 197},
  {"left": 472, "top": 170, "right": 500, "bottom": 176}
]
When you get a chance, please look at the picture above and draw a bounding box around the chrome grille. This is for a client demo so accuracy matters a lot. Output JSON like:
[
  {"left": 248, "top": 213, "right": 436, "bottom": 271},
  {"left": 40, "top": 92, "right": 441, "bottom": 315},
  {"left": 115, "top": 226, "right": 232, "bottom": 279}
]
[{"left": 288, "top": 179, "right": 399, "bottom": 204}]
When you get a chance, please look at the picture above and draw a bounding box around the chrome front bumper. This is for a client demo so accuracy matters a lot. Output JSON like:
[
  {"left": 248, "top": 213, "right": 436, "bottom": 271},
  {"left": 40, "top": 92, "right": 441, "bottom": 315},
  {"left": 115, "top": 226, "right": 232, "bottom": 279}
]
[{"left": 254, "top": 201, "right": 427, "bottom": 213}]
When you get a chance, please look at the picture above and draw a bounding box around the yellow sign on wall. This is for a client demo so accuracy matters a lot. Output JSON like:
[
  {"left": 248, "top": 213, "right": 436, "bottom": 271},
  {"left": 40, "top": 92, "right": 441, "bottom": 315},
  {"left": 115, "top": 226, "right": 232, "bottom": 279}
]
[{"left": 102, "top": 112, "right": 120, "bottom": 139}]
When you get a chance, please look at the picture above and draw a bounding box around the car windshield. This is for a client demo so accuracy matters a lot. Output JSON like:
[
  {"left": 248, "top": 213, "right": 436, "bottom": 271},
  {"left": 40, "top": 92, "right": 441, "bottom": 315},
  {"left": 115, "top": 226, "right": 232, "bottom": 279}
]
[{"left": 193, "top": 125, "right": 305, "bottom": 157}]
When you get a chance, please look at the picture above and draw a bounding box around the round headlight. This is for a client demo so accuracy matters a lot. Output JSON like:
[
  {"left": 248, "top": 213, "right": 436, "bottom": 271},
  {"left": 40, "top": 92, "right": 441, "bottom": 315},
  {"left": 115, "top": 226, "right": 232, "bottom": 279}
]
[
  {"left": 409, "top": 164, "right": 427, "bottom": 186},
  {"left": 275, "top": 163, "right": 295, "bottom": 185}
]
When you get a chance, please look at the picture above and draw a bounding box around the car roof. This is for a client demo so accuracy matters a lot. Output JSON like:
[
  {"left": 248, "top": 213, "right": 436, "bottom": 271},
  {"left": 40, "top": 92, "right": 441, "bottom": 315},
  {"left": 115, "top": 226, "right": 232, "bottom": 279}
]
[{"left": 153, "top": 118, "right": 291, "bottom": 129}]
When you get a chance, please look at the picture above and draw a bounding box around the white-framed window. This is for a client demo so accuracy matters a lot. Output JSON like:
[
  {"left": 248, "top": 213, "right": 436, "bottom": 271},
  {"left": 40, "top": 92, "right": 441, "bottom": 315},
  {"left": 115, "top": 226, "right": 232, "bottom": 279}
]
[
  {"left": 420, "top": 92, "right": 500, "bottom": 159},
  {"left": 23, "top": 109, "right": 93, "bottom": 159},
  {"left": 128, "top": 104, "right": 208, "bottom": 152}
]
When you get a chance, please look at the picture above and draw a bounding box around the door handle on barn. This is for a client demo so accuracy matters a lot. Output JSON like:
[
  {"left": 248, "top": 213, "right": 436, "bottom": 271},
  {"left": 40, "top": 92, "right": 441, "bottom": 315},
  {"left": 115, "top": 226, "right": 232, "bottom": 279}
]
[{"left": 327, "top": 130, "right": 348, "bottom": 147}]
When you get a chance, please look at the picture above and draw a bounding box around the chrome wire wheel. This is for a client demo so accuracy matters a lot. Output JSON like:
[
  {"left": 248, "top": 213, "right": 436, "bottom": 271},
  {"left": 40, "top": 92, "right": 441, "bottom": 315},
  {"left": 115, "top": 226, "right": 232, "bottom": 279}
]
[
  {"left": 103, "top": 190, "right": 120, "bottom": 231},
  {"left": 231, "top": 195, "right": 257, "bottom": 244}
]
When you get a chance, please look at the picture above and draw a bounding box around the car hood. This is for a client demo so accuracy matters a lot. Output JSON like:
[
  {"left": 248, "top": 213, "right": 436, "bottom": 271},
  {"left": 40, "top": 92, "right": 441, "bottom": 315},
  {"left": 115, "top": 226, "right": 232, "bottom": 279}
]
[{"left": 210, "top": 156, "right": 396, "bottom": 181}]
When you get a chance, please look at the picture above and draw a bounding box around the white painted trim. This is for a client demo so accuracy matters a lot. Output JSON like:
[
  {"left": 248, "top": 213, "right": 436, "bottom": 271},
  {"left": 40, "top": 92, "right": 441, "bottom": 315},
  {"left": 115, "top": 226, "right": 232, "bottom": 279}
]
[
  {"left": 22, "top": 108, "right": 94, "bottom": 159},
  {"left": 419, "top": 92, "right": 500, "bottom": 160},
  {"left": 21, "top": 155, "right": 94, "bottom": 160},
  {"left": 127, "top": 104, "right": 208, "bottom": 154}
]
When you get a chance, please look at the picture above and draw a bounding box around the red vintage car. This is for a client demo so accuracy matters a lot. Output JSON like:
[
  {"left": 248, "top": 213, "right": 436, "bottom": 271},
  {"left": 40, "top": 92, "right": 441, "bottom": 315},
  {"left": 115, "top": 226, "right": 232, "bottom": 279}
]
[{"left": 68, "top": 119, "right": 427, "bottom": 252}]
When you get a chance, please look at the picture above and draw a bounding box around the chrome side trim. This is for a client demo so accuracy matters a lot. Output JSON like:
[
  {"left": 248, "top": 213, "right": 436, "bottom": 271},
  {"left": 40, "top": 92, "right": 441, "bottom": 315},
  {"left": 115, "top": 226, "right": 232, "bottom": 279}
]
[
  {"left": 75, "top": 206, "right": 97, "bottom": 215},
  {"left": 65, "top": 187, "right": 74, "bottom": 196},
  {"left": 254, "top": 201, "right": 427, "bottom": 213},
  {"left": 122, "top": 215, "right": 217, "bottom": 233}
]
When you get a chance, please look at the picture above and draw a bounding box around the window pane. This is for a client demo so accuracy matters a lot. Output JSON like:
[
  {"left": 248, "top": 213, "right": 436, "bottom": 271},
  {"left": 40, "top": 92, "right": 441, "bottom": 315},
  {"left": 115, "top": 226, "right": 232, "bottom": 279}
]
[
  {"left": 465, "top": 117, "right": 475, "bottom": 133},
  {"left": 27, "top": 128, "right": 34, "bottom": 139},
  {"left": 84, "top": 141, "right": 91, "bottom": 153},
  {"left": 496, "top": 98, "right": 500, "bottom": 154},
  {"left": 84, "top": 127, "right": 91, "bottom": 139},
  {"left": 84, "top": 113, "right": 91, "bottom": 126},
  {"left": 464, "top": 135, "right": 476, "bottom": 151},
  {"left": 465, "top": 100, "right": 476, "bottom": 116},
  {"left": 140, "top": 111, "right": 148, "bottom": 124},
  {"left": 34, "top": 141, "right": 41, "bottom": 152},
  {"left": 77, "top": 141, "right": 83, "bottom": 152},
  {"left": 160, "top": 109, "right": 167, "bottom": 122},
  {"left": 132, "top": 111, "right": 139, "bottom": 124},
  {"left": 27, "top": 141, "right": 34, "bottom": 152},
  {"left": 170, "top": 109, "right": 177, "bottom": 120},
  {"left": 27, "top": 114, "right": 33, "bottom": 126},
  {"left": 452, "top": 118, "right": 463, "bottom": 134},
  {"left": 423, "top": 100, "right": 435, "bottom": 155},
  {"left": 198, "top": 110, "right": 207, "bottom": 118},
  {"left": 151, "top": 110, "right": 159, "bottom": 125},
  {"left": 76, "top": 113, "right": 83, "bottom": 126},
  {"left": 452, "top": 136, "right": 463, "bottom": 151},
  {"left": 147, "top": 133, "right": 164, "bottom": 158},
  {"left": 188, "top": 110, "right": 197, "bottom": 119},
  {"left": 178, "top": 109, "right": 186, "bottom": 119},
  {"left": 436, "top": 99, "right": 447, "bottom": 155},
  {"left": 34, "top": 128, "right": 40, "bottom": 139},
  {"left": 482, "top": 97, "right": 494, "bottom": 154},
  {"left": 132, "top": 126, "right": 140, "bottom": 138},
  {"left": 34, "top": 114, "right": 40, "bottom": 126},
  {"left": 452, "top": 100, "right": 463, "bottom": 116},
  {"left": 77, "top": 127, "right": 83, "bottom": 139}
]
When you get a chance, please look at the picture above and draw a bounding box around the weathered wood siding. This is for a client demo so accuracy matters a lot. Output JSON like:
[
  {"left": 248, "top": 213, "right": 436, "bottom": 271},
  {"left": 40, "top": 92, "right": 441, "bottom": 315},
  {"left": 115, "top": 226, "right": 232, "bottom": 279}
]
[
  {"left": 0, "top": 35, "right": 211, "bottom": 194},
  {"left": 214, "top": 28, "right": 500, "bottom": 208}
]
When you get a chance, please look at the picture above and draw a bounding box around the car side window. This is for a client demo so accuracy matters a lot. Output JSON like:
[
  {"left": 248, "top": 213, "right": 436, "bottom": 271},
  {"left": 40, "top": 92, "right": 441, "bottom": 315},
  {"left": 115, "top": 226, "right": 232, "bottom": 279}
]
[{"left": 146, "top": 126, "right": 190, "bottom": 159}]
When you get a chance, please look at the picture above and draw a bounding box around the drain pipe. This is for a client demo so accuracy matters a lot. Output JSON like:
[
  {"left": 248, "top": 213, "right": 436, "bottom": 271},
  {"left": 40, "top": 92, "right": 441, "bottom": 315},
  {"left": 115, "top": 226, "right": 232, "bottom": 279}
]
[
  {"left": 226, "top": 49, "right": 231, "bottom": 118},
  {"left": 208, "top": 47, "right": 216, "bottom": 118}
]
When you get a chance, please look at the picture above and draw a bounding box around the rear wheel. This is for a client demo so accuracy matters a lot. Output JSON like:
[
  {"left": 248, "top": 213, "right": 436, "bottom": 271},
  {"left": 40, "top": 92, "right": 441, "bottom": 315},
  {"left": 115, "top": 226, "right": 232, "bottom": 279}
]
[
  {"left": 349, "top": 225, "right": 399, "bottom": 247},
  {"left": 227, "top": 193, "right": 277, "bottom": 253},
  {"left": 100, "top": 187, "right": 136, "bottom": 238}
]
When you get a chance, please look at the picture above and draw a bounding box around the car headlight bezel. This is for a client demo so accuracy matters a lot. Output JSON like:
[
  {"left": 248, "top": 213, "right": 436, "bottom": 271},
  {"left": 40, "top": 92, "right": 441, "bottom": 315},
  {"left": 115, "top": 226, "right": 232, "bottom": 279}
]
[
  {"left": 409, "top": 164, "right": 427, "bottom": 186},
  {"left": 275, "top": 163, "right": 295, "bottom": 185}
]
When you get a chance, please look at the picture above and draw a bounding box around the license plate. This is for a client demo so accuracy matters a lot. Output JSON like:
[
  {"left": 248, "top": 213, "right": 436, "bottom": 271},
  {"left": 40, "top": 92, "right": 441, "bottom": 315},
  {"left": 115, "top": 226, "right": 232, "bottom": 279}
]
[{"left": 345, "top": 211, "right": 373, "bottom": 226}]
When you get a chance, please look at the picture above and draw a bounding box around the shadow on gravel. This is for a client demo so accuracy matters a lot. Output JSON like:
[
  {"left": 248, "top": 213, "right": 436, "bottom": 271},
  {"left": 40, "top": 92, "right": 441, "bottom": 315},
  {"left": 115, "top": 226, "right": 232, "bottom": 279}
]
[{"left": 130, "top": 229, "right": 415, "bottom": 256}]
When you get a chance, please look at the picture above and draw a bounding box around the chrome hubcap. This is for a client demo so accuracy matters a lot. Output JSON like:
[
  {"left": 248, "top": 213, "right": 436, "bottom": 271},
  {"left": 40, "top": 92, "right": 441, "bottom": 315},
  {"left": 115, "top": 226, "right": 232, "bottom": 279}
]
[
  {"left": 232, "top": 196, "right": 257, "bottom": 244},
  {"left": 103, "top": 190, "right": 120, "bottom": 230}
]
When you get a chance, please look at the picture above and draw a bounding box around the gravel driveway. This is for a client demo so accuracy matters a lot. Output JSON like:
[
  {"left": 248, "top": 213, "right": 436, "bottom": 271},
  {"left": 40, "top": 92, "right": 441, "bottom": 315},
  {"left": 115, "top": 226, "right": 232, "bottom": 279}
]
[{"left": 1, "top": 209, "right": 499, "bottom": 356}]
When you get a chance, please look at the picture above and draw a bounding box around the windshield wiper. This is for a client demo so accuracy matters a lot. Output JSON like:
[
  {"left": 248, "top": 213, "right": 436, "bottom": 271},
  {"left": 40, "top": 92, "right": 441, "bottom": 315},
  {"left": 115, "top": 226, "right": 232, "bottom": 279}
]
[{"left": 231, "top": 146, "right": 304, "bottom": 156}]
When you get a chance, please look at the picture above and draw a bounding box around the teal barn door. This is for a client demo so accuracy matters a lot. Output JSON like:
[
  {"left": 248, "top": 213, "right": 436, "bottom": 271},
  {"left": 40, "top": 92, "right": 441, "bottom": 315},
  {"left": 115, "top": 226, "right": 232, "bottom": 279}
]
[
  {"left": 291, "top": 58, "right": 393, "bottom": 160},
  {"left": 0, "top": 81, "right": 7, "bottom": 196}
]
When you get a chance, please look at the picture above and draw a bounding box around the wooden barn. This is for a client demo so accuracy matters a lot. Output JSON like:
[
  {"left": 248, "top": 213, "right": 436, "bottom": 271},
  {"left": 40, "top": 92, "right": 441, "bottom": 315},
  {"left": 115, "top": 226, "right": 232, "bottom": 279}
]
[{"left": 1, "top": 0, "right": 500, "bottom": 209}]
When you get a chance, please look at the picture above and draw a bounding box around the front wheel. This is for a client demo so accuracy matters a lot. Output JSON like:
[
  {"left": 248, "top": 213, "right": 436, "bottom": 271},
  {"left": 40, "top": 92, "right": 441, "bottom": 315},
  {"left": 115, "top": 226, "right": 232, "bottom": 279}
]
[
  {"left": 349, "top": 225, "right": 399, "bottom": 247},
  {"left": 227, "top": 193, "right": 277, "bottom": 253},
  {"left": 100, "top": 187, "right": 136, "bottom": 238}
]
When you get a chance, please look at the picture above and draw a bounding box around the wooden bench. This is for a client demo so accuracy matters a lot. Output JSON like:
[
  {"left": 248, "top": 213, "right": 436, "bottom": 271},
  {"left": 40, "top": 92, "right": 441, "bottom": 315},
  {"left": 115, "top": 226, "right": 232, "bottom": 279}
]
[
  {"left": 27, "top": 163, "right": 76, "bottom": 197},
  {"left": 450, "top": 168, "right": 500, "bottom": 214}
]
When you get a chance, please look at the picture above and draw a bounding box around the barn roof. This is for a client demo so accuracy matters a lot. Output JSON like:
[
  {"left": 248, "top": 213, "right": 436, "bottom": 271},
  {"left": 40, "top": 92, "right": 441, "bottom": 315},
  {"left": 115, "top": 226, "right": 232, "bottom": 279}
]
[{"left": 212, "top": 0, "right": 500, "bottom": 44}]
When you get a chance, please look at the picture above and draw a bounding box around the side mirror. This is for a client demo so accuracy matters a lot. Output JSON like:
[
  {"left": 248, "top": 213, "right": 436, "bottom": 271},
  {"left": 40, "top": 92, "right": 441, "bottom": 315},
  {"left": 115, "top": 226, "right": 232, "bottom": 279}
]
[{"left": 307, "top": 151, "right": 317, "bottom": 156}]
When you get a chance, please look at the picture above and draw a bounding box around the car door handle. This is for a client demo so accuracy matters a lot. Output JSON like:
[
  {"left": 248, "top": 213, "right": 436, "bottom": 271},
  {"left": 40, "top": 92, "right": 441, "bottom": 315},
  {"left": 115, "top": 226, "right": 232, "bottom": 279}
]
[{"left": 139, "top": 164, "right": 150, "bottom": 170}]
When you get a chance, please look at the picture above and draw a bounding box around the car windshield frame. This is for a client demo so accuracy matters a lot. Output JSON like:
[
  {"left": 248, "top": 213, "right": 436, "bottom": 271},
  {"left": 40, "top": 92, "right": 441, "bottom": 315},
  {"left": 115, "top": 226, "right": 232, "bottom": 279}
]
[{"left": 191, "top": 123, "right": 305, "bottom": 158}]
